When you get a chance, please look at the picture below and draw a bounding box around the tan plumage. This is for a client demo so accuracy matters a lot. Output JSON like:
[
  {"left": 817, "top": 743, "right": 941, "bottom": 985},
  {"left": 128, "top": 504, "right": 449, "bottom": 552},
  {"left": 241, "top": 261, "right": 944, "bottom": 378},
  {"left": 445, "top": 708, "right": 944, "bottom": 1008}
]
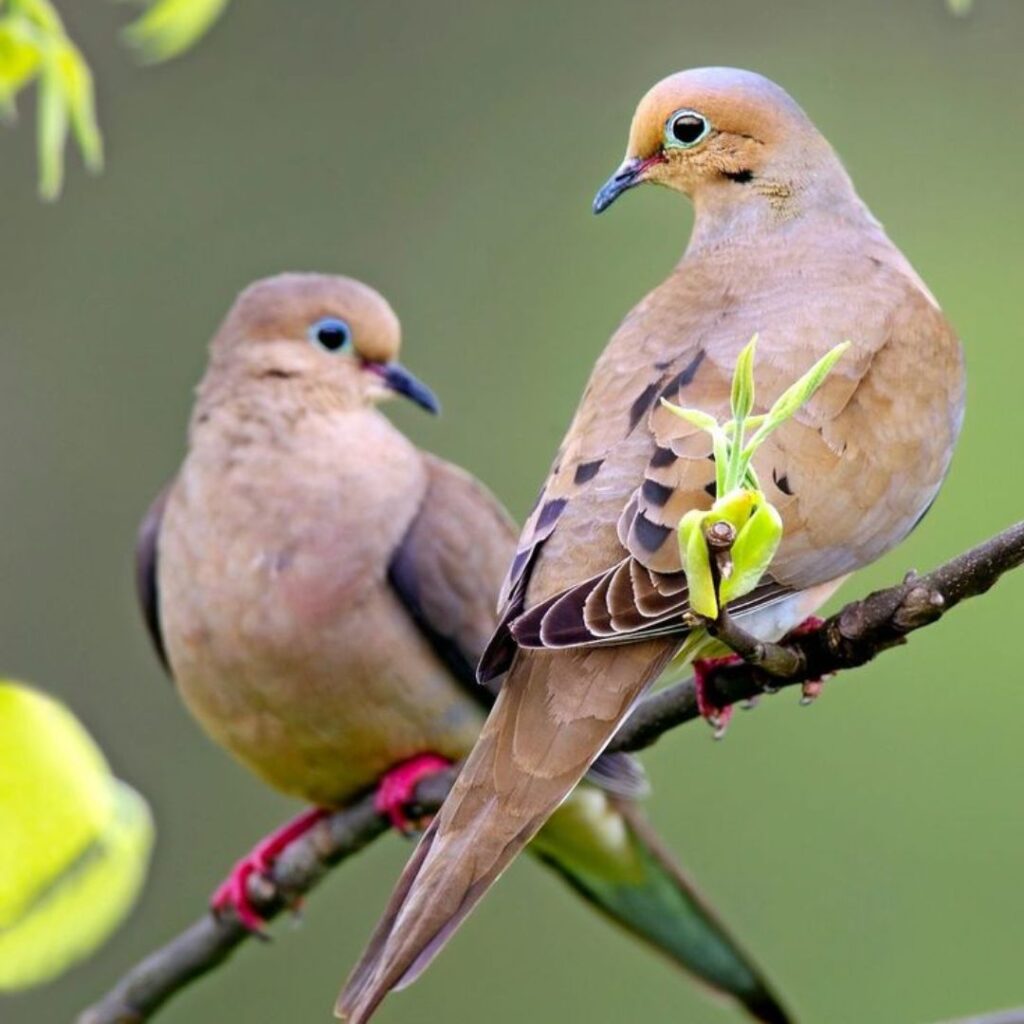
[
  {"left": 152, "top": 275, "right": 490, "bottom": 804},
  {"left": 140, "top": 271, "right": 794, "bottom": 1023},
  {"left": 338, "top": 67, "right": 965, "bottom": 1020}
]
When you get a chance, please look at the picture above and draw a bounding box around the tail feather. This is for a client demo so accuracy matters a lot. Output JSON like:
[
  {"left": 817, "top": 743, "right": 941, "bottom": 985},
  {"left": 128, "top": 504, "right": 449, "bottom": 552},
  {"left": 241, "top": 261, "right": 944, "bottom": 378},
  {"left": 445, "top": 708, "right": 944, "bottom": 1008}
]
[
  {"left": 336, "top": 642, "right": 676, "bottom": 1022},
  {"left": 533, "top": 790, "right": 792, "bottom": 1024}
]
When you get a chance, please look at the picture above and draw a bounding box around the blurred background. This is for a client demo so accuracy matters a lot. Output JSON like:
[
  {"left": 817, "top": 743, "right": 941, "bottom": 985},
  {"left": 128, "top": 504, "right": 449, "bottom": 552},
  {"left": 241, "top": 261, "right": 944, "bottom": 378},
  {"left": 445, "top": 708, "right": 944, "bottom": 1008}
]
[{"left": 2, "top": 1, "right": 1022, "bottom": 1022}]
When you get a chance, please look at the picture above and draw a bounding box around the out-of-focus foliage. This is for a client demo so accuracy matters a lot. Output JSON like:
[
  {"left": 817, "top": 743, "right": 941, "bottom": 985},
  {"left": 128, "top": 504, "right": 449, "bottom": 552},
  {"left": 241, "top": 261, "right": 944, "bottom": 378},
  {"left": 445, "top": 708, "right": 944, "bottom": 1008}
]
[
  {"left": 0, "top": 0, "right": 227, "bottom": 198},
  {"left": 0, "top": 0, "right": 102, "bottom": 199},
  {"left": 122, "top": 0, "right": 230, "bottom": 64},
  {"left": 0, "top": 681, "right": 154, "bottom": 990}
]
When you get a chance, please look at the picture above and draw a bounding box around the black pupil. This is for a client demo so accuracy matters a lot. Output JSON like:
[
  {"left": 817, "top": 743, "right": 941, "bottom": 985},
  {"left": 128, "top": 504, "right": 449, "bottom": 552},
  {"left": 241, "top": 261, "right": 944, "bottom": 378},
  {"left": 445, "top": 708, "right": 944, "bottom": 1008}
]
[
  {"left": 672, "top": 115, "right": 705, "bottom": 145},
  {"left": 317, "top": 325, "right": 348, "bottom": 350}
]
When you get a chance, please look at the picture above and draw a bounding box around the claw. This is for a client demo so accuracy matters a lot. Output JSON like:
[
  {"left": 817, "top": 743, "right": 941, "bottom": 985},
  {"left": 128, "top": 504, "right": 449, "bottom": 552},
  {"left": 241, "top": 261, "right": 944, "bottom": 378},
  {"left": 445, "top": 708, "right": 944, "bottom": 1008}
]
[
  {"left": 693, "top": 655, "right": 743, "bottom": 739},
  {"left": 210, "top": 807, "right": 328, "bottom": 933},
  {"left": 375, "top": 754, "right": 452, "bottom": 834},
  {"left": 783, "top": 616, "right": 829, "bottom": 705},
  {"left": 799, "top": 679, "right": 825, "bottom": 705}
]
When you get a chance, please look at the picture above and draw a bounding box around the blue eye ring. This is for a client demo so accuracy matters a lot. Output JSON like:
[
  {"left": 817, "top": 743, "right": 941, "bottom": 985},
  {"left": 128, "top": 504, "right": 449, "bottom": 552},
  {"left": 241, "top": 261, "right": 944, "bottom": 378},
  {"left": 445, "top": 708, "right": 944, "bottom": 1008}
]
[
  {"left": 309, "top": 316, "right": 352, "bottom": 353},
  {"left": 664, "top": 109, "right": 711, "bottom": 149}
]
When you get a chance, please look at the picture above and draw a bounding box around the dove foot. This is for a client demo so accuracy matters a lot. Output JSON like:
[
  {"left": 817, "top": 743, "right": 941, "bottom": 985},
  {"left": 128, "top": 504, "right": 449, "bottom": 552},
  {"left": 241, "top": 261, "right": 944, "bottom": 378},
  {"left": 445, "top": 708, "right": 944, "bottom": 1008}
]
[
  {"left": 210, "top": 807, "right": 329, "bottom": 933},
  {"left": 694, "top": 655, "right": 743, "bottom": 739},
  {"left": 375, "top": 754, "right": 452, "bottom": 834},
  {"left": 781, "top": 616, "right": 829, "bottom": 704}
]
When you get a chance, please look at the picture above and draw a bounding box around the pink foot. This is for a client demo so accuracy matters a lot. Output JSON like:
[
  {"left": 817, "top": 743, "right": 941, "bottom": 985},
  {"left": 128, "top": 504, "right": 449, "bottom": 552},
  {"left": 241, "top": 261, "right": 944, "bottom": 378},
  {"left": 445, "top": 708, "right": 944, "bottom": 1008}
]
[
  {"left": 375, "top": 754, "right": 452, "bottom": 834},
  {"left": 211, "top": 807, "right": 328, "bottom": 932},
  {"left": 782, "top": 616, "right": 829, "bottom": 705},
  {"left": 694, "top": 655, "right": 743, "bottom": 739}
]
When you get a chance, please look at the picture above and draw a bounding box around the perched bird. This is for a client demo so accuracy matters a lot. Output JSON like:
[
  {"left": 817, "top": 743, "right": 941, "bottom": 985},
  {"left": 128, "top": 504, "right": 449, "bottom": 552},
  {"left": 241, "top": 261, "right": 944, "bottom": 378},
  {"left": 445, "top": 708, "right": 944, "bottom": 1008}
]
[
  {"left": 338, "top": 67, "right": 966, "bottom": 1021},
  {"left": 137, "top": 272, "right": 792, "bottom": 1022}
]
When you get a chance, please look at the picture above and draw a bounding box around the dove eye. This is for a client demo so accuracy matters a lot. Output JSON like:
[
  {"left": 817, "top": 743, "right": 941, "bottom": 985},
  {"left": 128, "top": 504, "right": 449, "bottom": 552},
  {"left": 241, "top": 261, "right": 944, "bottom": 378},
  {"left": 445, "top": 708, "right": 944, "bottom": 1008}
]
[
  {"left": 666, "top": 110, "right": 710, "bottom": 148},
  {"left": 309, "top": 317, "right": 352, "bottom": 353}
]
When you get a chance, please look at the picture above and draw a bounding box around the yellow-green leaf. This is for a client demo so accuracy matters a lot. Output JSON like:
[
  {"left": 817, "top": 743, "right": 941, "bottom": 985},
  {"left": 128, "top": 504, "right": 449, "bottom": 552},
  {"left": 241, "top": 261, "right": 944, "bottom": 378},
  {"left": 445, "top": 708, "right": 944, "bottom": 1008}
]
[
  {"left": 56, "top": 40, "right": 102, "bottom": 171},
  {"left": 0, "top": 681, "right": 154, "bottom": 990},
  {"left": 123, "top": 0, "right": 231, "bottom": 64},
  {"left": 730, "top": 334, "right": 758, "bottom": 423},
  {"left": 7, "top": 0, "right": 64, "bottom": 35},
  {"left": 719, "top": 499, "right": 783, "bottom": 605},
  {"left": 708, "top": 487, "right": 758, "bottom": 531},
  {"left": 679, "top": 510, "right": 718, "bottom": 619},
  {"left": 0, "top": 20, "right": 42, "bottom": 107},
  {"left": 36, "top": 52, "right": 68, "bottom": 200}
]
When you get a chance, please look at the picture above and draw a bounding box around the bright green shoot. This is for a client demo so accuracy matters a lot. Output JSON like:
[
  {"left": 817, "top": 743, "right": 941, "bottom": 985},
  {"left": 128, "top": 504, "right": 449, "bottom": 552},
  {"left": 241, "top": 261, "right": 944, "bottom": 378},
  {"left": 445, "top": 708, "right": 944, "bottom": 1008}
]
[{"left": 660, "top": 335, "right": 849, "bottom": 620}]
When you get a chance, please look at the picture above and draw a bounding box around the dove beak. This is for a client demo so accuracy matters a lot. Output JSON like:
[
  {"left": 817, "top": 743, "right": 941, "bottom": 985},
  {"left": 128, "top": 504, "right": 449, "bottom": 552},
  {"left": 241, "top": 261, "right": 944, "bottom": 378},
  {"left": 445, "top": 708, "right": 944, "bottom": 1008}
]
[
  {"left": 593, "top": 154, "right": 665, "bottom": 214},
  {"left": 369, "top": 361, "right": 441, "bottom": 415}
]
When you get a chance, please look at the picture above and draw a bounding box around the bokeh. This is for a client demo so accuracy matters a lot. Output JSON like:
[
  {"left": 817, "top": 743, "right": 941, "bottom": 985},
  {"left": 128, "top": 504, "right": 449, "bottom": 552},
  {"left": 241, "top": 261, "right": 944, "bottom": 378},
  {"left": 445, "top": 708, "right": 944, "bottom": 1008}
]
[{"left": 2, "top": 2, "right": 1022, "bottom": 1022}]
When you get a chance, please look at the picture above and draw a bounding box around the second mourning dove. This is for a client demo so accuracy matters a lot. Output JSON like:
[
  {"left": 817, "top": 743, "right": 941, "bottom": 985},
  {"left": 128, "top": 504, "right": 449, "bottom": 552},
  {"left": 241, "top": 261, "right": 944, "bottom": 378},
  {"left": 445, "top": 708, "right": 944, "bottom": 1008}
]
[
  {"left": 137, "top": 273, "right": 793, "bottom": 1023},
  {"left": 337, "top": 68, "right": 966, "bottom": 1020}
]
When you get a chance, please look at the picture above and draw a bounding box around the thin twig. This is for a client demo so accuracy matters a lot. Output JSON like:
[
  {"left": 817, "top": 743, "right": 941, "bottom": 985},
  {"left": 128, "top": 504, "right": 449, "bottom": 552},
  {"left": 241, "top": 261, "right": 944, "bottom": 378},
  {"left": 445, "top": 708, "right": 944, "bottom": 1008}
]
[
  {"left": 78, "top": 521, "right": 1024, "bottom": 1024},
  {"left": 934, "top": 1010, "right": 1024, "bottom": 1024}
]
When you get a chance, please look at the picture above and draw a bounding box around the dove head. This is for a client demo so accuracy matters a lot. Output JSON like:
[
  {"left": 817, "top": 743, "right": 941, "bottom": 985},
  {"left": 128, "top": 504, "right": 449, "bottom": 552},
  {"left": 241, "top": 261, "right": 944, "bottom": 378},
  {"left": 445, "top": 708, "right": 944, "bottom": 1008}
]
[
  {"left": 201, "top": 273, "right": 439, "bottom": 416},
  {"left": 593, "top": 68, "right": 854, "bottom": 240}
]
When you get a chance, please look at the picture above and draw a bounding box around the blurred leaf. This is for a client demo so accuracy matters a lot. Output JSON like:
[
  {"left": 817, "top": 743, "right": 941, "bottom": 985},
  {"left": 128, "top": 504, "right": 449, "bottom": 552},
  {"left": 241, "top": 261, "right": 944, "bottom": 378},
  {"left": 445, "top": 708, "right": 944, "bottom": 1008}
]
[
  {"left": 0, "top": 19, "right": 42, "bottom": 111},
  {"left": 36, "top": 49, "right": 69, "bottom": 200},
  {"left": 123, "top": 0, "right": 231, "bottom": 64},
  {"left": 56, "top": 38, "right": 102, "bottom": 171},
  {"left": 7, "top": 0, "right": 63, "bottom": 34},
  {"left": 947, "top": 0, "right": 973, "bottom": 15},
  {"left": 0, "top": 0, "right": 103, "bottom": 198},
  {"left": 0, "top": 680, "right": 154, "bottom": 990}
]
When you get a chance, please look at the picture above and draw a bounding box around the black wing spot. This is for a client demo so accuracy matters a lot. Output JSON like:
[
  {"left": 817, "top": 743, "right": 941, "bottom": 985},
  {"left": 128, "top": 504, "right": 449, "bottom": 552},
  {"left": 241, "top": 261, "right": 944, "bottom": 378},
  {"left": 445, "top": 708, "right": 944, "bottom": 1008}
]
[
  {"left": 772, "top": 468, "right": 794, "bottom": 495},
  {"left": 703, "top": 480, "right": 717, "bottom": 498},
  {"left": 651, "top": 445, "right": 676, "bottom": 468},
  {"left": 722, "top": 169, "right": 754, "bottom": 184},
  {"left": 642, "top": 479, "right": 673, "bottom": 506},
  {"left": 508, "top": 547, "right": 531, "bottom": 583},
  {"left": 537, "top": 497, "right": 567, "bottom": 532},
  {"left": 634, "top": 512, "right": 673, "bottom": 553},
  {"left": 573, "top": 459, "right": 603, "bottom": 485},
  {"left": 660, "top": 350, "right": 706, "bottom": 399},
  {"left": 628, "top": 382, "right": 661, "bottom": 432}
]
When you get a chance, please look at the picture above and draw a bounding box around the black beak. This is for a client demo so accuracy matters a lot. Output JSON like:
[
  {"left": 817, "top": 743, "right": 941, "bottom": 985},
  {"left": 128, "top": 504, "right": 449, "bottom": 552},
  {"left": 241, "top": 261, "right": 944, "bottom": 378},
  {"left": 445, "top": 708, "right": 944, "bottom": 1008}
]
[
  {"left": 374, "top": 361, "right": 441, "bottom": 414},
  {"left": 592, "top": 156, "right": 656, "bottom": 214}
]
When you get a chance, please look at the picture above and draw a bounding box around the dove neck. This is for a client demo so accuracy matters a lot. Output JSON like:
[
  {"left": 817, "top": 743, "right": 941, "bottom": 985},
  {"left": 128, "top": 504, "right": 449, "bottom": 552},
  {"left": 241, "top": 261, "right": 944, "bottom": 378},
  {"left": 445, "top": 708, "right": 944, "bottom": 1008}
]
[{"left": 684, "top": 152, "right": 869, "bottom": 258}]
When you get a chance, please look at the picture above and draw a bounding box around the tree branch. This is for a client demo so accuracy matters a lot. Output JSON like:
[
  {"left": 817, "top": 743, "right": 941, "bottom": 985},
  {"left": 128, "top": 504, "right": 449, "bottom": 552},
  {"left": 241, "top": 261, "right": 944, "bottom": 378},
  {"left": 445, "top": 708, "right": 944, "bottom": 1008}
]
[{"left": 78, "top": 520, "right": 1024, "bottom": 1024}]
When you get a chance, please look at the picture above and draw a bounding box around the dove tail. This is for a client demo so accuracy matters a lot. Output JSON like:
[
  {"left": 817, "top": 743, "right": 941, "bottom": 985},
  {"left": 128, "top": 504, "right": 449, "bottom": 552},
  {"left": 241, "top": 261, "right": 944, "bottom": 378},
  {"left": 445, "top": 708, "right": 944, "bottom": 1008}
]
[
  {"left": 335, "top": 643, "right": 676, "bottom": 1022},
  {"left": 532, "top": 791, "right": 792, "bottom": 1024}
]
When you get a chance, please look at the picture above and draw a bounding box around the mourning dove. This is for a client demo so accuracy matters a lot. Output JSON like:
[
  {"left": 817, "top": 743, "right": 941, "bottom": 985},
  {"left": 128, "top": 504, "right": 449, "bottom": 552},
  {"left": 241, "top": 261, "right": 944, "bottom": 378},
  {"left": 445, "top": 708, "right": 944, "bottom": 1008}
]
[
  {"left": 337, "top": 67, "right": 965, "bottom": 1021},
  {"left": 137, "top": 272, "right": 792, "bottom": 1022}
]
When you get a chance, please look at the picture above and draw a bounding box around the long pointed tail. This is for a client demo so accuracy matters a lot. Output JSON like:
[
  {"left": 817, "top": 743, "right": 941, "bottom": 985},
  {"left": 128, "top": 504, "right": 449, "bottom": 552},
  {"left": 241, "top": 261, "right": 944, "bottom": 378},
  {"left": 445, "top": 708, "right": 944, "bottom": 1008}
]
[
  {"left": 336, "top": 642, "right": 675, "bottom": 1022},
  {"left": 532, "top": 789, "right": 791, "bottom": 1024}
]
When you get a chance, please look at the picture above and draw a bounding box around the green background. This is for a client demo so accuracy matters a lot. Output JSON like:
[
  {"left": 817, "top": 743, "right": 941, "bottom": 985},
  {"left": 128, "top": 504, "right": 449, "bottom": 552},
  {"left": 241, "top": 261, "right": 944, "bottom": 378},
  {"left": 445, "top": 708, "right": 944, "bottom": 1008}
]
[{"left": 2, "top": 2, "right": 1022, "bottom": 1022}]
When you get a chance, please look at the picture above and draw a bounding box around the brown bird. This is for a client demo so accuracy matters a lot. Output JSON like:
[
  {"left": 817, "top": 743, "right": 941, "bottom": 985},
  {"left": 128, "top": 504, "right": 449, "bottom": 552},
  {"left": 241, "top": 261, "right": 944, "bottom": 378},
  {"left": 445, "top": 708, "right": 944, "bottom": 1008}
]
[
  {"left": 137, "top": 272, "right": 793, "bottom": 1022},
  {"left": 337, "top": 67, "right": 966, "bottom": 1021}
]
